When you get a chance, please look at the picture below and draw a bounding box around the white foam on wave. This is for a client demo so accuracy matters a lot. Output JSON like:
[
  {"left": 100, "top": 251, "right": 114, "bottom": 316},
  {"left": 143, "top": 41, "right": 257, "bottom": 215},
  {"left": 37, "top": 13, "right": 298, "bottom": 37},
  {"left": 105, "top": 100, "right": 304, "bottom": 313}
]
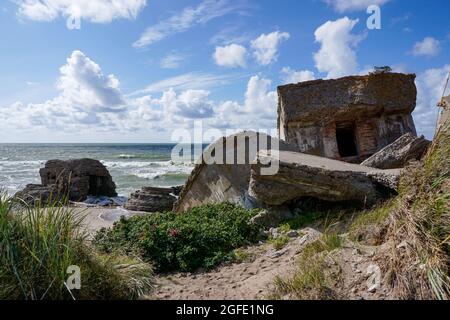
[
  {"left": 117, "top": 154, "right": 136, "bottom": 159},
  {"left": 102, "top": 160, "right": 194, "bottom": 180}
]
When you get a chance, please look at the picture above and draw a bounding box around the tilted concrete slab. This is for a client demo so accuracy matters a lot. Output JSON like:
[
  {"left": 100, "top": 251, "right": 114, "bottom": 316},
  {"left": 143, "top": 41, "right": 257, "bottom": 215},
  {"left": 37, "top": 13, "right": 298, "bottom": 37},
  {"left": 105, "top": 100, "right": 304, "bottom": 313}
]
[
  {"left": 249, "top": 150, "right": 400, "bottom": 206},
  {"left": 173, "top": 131, "right": 298, "bottom": 213}
]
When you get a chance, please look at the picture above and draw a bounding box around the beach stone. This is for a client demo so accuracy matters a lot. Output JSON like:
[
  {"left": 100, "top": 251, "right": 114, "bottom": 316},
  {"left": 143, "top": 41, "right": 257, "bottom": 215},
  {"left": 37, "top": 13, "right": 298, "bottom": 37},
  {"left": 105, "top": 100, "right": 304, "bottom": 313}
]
[
  {"left": 361, "top": 133, "right": 430, "bottom": 169},
  {"left": 14, "top": 184, "right": 61, "bottom": 206},
  {"left": 124, "top": 186, "right": 177, "bottom": 212},
  {"left": 39, "top": 158, "right": 117, "bottom": 201},
  {"left": 286, "top": 230, "right": 299, "bottom": 238},
  {"left": 15, "top": 158, "right": 117, "bottom": 204},
  {"left": 249, "top": 207, "right": 294, "bottom": 228}
]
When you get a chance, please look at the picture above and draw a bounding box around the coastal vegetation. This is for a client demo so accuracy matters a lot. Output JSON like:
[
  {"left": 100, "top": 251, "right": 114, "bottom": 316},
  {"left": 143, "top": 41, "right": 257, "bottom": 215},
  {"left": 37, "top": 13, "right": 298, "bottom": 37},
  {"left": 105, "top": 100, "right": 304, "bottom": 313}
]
[
  {"left": 271, "top": 124, "right": 450, "bottom": 300},
  {"left": 0, "top": 196, "right": 153, "bottom": 300},
  {"left": 93, "top": 203, "right": 261, "bottom": 273}
]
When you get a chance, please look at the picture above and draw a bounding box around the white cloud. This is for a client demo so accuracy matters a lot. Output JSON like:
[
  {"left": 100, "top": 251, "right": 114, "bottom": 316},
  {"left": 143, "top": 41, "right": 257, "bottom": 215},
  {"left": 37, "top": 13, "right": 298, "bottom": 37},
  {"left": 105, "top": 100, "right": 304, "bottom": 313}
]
[
  {"left": 0, "top": 50, "right": 129, "bottom": 132},
  {"left": 411, "top": 37, "right": 441, "bottom": 57},
  {"left": 280, "top": 67, "right": 315, "bottom": 84},
  {"left": 213, "top": 75, "right": 277, "bottom": 129},
  {"left": 209, "top": 25, "right": 251, "bottom": 46},
  {"left": 57, "top": 50, "right": 125, "bottom": 111},
  {"left": 1, "top": 49, "right": 279, "bottom": 137},
  {"left": 213, "top": 44, "right": 247, "bottom": 68},
  {"left": 314, "top": 17, "right": 363, "bottom": 79},
  {"left": 160, "top": 89, "right": 215, "bottom": 119},
  {"left": 251, "top": 31, "right": 290, "bottom": 66},
  {"left": 160, "top": 53, "right": 185, "bottom": 69},
  {"left": 414, "top": 65, "right": 450, "bottom": 139},
  {"left": 16, "top": 0, "right": 146, "bottom": 23},
  {"left": 129, "top": 72, "right": 242, "bottom": 96},
  {"left": 243, "top": 75, "right": 277, "bottom": 119},
  {"left": 134, "top": 0, "right": 243, "bottom": 48},
  {"left": 323, "top": 0, "right": 390, "bottom": 13}
]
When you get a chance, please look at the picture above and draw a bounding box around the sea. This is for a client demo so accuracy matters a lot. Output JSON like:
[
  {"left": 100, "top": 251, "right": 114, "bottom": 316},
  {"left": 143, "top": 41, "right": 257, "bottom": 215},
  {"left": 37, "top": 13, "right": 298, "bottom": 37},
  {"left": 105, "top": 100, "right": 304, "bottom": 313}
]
[{"left": 0, "top": 144, "right": 203, "bottom": 197}]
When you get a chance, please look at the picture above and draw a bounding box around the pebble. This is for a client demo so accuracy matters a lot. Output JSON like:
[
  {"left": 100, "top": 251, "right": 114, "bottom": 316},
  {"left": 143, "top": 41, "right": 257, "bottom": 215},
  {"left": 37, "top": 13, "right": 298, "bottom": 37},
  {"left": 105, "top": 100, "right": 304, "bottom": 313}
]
[{"left": 287, "top": 230, "right": 299, "bottom": 238}]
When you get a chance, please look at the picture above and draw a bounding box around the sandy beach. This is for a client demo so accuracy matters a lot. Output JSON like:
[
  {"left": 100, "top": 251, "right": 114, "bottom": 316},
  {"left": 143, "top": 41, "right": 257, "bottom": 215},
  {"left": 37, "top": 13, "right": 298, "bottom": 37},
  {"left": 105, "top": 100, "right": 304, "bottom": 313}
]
[{"left": 72, "top": 204, "right": 144, "bottom": 237}]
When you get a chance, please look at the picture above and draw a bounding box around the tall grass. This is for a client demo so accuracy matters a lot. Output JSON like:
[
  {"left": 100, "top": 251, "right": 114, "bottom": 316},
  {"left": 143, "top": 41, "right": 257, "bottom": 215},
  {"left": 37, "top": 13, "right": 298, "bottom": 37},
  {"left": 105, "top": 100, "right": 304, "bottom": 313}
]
[{"left": 0, "top": 193, "right": 153, "bottom": 300}]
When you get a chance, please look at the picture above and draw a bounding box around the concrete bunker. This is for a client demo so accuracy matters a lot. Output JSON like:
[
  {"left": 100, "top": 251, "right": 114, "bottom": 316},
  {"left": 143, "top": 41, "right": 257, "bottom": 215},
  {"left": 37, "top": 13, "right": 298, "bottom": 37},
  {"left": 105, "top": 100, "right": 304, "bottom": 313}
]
[{"left": 277, "top": 73, "right": 418, "bottom": 163}]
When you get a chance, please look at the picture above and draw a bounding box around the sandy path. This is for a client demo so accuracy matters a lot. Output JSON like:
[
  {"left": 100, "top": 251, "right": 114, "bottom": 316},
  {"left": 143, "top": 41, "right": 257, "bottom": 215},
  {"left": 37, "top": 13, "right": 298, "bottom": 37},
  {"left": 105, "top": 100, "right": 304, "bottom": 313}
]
[{"left": 150, "top": 228, "right": 322, "bottom": 300}]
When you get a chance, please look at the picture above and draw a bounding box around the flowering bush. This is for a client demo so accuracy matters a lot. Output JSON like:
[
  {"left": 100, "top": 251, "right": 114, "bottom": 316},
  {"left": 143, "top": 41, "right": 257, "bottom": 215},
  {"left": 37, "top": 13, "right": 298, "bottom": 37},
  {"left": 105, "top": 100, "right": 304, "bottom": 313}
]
[{"left": 93, "top": 203, "right": 261, "bottom": 272}]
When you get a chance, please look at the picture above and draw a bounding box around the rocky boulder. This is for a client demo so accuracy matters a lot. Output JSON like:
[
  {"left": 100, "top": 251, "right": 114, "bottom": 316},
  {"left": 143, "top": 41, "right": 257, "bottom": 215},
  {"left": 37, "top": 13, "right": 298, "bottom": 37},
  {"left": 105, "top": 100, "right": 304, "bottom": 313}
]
[
  {"left": 14, "top": 184, "right": 61, "bottom": 206},
  {"left": 361, "top": 133, "right": 430, "bottom": 169},
  {"left": 15, "top": 159, "right": 117, "bottom": 204},
  {"left": 124, "top": 186, "right": 178, "bottom": 212},
  {"left": 248, "top": 150, "right": 400, "bottom": 207}
]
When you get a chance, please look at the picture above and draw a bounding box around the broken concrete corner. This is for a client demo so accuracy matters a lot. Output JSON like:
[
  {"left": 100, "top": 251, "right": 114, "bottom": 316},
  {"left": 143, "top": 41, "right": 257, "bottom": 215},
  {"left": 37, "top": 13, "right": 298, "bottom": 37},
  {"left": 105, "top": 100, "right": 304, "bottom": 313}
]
[
  {"left": 361, "top": 133, "right": 430, "bottom": 169},
  {"left": 173, "top": 131, "right": 298, "bottom": 212}
]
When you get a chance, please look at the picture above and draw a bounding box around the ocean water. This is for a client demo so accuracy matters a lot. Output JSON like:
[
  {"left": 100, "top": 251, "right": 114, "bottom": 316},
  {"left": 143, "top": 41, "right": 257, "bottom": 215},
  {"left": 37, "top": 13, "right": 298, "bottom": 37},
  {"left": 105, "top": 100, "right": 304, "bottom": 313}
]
[{"left": 0, "top": 144, "right": 202, "bottom": 197}]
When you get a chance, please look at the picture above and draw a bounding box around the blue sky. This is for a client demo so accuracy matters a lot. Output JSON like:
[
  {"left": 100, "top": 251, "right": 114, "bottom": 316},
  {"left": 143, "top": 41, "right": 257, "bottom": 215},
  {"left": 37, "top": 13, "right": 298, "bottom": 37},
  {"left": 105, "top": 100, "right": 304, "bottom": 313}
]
[{"left": 0, "top": 0, "right": 449, "bottom": 143}]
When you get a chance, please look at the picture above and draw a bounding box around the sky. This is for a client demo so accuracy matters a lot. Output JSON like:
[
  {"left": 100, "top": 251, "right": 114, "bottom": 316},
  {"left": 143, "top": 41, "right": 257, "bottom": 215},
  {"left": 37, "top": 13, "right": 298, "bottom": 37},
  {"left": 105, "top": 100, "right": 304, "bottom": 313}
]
[{"left": 0, "top": 0, "right": 449, "bottom": 143}]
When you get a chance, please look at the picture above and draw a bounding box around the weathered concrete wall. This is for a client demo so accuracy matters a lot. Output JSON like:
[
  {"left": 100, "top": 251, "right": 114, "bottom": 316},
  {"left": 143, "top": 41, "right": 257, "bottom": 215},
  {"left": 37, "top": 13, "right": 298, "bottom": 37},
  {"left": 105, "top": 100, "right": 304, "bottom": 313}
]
[
  {"left": 376, "top": 114, "right": 417, "bottom": 149},
  {"left": 248, "top": 150, "right": 400, "bottom": 207},
  {"left": 436, "top": 95, "right": 450, "bottom": 137},
  {"left": 173, "top": 131, "right": 298, "bottom": 213},
  {"left": 277, "top": 73, "right": 418, "bottom": 163}
]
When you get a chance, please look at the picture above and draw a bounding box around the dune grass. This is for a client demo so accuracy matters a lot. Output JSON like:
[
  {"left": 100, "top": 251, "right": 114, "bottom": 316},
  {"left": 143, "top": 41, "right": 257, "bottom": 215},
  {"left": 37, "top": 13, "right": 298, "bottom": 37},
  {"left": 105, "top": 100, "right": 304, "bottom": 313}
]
[
  {"left": 0, "top": 194, "right": 153, "bottom": 300},
  {"left": 270, "top": 228, "right": 342, "bottom": 300}
]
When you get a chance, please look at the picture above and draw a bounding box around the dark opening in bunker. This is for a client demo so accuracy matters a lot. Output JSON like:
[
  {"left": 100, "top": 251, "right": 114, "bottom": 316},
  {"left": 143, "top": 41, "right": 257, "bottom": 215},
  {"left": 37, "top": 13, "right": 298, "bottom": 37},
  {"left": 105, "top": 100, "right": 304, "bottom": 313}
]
[{"left": 336, "top": 122, "right": 358, "bottom": 158}]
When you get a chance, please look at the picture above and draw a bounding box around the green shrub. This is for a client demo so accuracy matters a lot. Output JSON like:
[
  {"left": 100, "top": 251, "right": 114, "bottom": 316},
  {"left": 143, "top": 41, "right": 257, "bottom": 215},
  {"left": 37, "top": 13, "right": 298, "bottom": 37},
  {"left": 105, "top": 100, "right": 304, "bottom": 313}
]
[
  {"left": 232, "top": 248, "right": 255, "bottom": 264},
  {"left": 269, "top": 235, "right": 290, "bottom": 250},
  {"left": 0, "top": 194, "right": 153, "bottom": 300},
  {"left": 93, "top": 203, "right": 261, "bottom": 273}
]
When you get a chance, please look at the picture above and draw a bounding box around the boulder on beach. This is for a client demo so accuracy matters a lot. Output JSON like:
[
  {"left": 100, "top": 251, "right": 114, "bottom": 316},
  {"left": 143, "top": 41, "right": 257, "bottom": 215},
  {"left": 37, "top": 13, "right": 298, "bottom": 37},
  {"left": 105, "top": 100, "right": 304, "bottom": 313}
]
[
  {"left": 14, "top": 184, "right": 61, "bottom": 206},
  {"left": 15, "top": 158, "right": 117, "bottom": 204},
  {"left": 124, "top": 186, "right": 179, "bottom": 212}
]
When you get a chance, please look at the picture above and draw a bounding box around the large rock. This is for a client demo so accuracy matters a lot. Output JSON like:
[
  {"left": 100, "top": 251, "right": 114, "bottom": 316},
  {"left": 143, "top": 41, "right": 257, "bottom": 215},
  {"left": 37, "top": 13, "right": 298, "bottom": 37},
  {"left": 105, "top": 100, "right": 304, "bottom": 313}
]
[
  {"left": 14, "top": 184, "right": 61, "bottom": 206},
  {"left": 361, "top": 133, "right": 430, "bottom": 169},
  {"left": 173, "top": 131, "right": 298, "bottom": 212},
  {"left": 248, "top": 151, "right": 400, "bottom": 207},
  {"left": 124, "top": 186, "right": 178, "bottom": 212},
  {"left": 15, "top": 159, "right": 117, "bottom": 204}
]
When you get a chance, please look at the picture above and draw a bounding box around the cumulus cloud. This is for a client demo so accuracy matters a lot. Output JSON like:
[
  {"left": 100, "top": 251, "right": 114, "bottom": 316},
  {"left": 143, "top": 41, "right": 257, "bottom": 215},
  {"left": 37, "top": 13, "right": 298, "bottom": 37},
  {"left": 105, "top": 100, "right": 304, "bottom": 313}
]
[
  {"left": 414, "top": 65, "right": 450, "bottom": 139},
  {"left": 323, "top": 0, "right": 390, "bottom": 13},
  {"left": 213, "top": 75, "right": 277, "bottom": 129},
  {"left": 280, "top": 67, "right": 315, "bottom": 84},
  {"left": 134, "top": 0, "right": 244, "bottom": 48},
  {"left": 57, "top": 50, "right": 125, "bottom": 112},
  {"left": 0, "top": 50, "right": 128, "bottom": 132},
  {"left": 213, "top": 44, "right": 247, "bottom": 68},
  {"left": 0, "top": 49, "right": 280, "bottom": 136},
  {"left": 16, "top": 0, "right": 146, "bottom": 23},
  {"left": 251, "top": 31, "right": 290, "bottom": 66},
  {"left": 160, "top": 89, "right": 215, "bottom": 119},
  {"left": 314, "top": 17, "right": 364, "bottom": 79},
  {"left": 411, "top": 37, "right": 441, "bottom": 57}
]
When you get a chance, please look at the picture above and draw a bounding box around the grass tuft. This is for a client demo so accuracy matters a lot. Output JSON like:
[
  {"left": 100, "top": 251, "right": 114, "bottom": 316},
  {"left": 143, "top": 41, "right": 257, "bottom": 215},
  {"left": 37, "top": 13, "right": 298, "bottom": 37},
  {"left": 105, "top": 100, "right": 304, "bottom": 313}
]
[{"left": 0, "top": 193, "right": 153, "bottom": 300}]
